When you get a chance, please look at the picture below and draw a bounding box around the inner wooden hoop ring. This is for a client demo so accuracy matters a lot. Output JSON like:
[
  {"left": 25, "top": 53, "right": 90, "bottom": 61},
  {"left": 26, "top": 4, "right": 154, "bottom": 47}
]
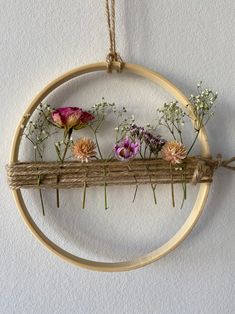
[{"left": 10, "top": 62, "right": 211, "bottom": 272}]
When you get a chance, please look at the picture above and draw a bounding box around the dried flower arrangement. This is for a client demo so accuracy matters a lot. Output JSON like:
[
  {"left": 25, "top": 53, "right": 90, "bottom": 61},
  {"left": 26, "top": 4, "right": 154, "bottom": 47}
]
[
  {"left": 7, "top": 82, "right": 224, "bottom": 215},
  {"left": 7, "top": 1, "right": 235, "bottom": 272}
]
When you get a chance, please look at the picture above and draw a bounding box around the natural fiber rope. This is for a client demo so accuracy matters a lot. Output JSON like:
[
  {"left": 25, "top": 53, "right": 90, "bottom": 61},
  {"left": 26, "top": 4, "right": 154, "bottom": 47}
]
[
  {"left": 191, "top": 154, "right": 235, "bottom": 184},
  {"left": 191, "top": 160, "right": 208, "bottom": 185},
  {"left": 8, "top": 156, "right": 234, "bottom": 190},
  {"left": 106, "top": 0, "right": 116, "bottom": 56},
  {"left": 105, "top": 0, "right": 124, "bottom": 72},
  {"left": 220, "top": 156, "right": 235, "bottom": 170}
]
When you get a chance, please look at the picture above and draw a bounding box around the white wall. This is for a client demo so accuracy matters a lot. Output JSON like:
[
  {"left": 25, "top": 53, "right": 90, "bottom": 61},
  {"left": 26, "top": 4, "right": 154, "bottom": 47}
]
[{"left": 1, "top": 1, "right": 235, "bottom": 313}]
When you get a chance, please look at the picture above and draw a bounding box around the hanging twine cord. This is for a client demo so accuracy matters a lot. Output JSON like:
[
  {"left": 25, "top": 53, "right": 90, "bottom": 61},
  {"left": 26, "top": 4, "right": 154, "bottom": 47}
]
[{"left": 105, "top": 0, "right": 124, "bottom": 72}]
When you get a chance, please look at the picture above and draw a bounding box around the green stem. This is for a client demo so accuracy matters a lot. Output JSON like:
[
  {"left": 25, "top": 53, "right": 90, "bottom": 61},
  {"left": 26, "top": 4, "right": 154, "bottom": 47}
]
[
  {"left": 37, "top": 175, "right": 45, "bottom": 216},
  {"left": 187, "top": 113, "right": 205, "bottom": 156},
  {"left": 54, "top": 144, "right": 62, "bottom": 162},
  {"left": 187, "top": 130, "right": 199, "bottom": 156},
  {"left": 172, "top": 121, "right": 183, "bottom": 144},
  {"left": 170, "top": 163, "right": 175, "bottom": 208},
  {"left": 151, "top": 183, "right": 157, "bottom": 204},
  {"left": 180, "top": 168, "right": 187, "bottom": 209},
  {"left": 39, "top": 188, "right": 45, "bottom": 216},
  {"left": 166, "top": 121, "right": 177, "bottom": 141},
  {"left": 82, "top": 182, "right": 87, "bottom": 209},
  {"left": 56, "top": 129, "right": 73, "bottom": 208},
  {"left": 145, "top": 163, "right": 157, "bottom": 205},
  {"left": 127, "top": 165, "right": 139, "bottom": 203},
  {"left": 34, "top": 149, "right": 45, "bottom": 216},
  {"left": 94, "top": 131, "right": 103, "bottom": 160},
  {"left": 139, "top": 152, "right": 157, "bottom": 204},
  {"left": 139, "top": 150, "right": 144, "bottom": 159},
  {"left": 178, "top": 125, "right": 183, "bottom": 144},
  {"left": 61, "top": 129, "right": 72, "bottom": 162},
  {"left": 184, "top": 175, "right": 187, "bottom": 200},
  {"left": 56, "top": 182, "right": 60, "bottom": 208},
  {"left": 26, "top": 135, "right": 43, "bottom": 159},
  {"left": 104, "top": 182, "right": 108, "bottom": 210},
  {"left": 144, "top": 145, "right": 147, "bottom": 159},
  {"left": 132, "top": 184, "right": 139, "bottom": 203},
  {"left": 89, "top": 117, "right": 104, "bottom": 160}
]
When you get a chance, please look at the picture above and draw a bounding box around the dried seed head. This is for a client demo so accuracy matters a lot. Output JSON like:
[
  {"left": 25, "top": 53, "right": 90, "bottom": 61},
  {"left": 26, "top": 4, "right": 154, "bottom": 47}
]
[
  {"left": 161, "top": 141, "right": 187, "bottom": 165},
  {"left": 72, "top": 137, "right": 96, "bottom": 163}
]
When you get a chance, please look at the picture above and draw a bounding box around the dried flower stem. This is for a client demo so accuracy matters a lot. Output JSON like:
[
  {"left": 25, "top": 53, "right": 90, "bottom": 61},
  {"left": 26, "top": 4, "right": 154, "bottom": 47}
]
[
  {"left": 180, "top": 168, "right": 187, "bottom": 209},
  {"left": 170, "top": 163, "right": 175, "bottom": 208},
  {"left": 126, "top": 165, "right": 139, "bottom": 203},
  {"left": 165, "top": 121, "right": 177, "bottom": 141},
  {"left": 144, "top": 144, "right": 148, "bottom": 159},
  {"left": 172, "top": 121, "right": 183, "bottom": 144},
  {"left": 187, "top": 115, "right": 204, "bottom": 156},
  {"left": 22, "top": 104, "right": 55, "bottom": 215},
  {"left": 26, "top": 135, "right": 43, "bottom": 159},
  {"left": 104, "top": 182, "right": 108, "bottom": 210},
  {"left": 36, "top": 157, "right": 45, "bottom": 215},
  {"left": 39, "top": 189, "right": 45, "bottom": 216},
  {"left": 187, "top": 130, "right": 200, "bottom": 156},
  {"left": 147, "top": 169, "right": 157, "bottom": 204},
  {"left": 56, "top": 129, "right": 73, "bottom": 208},
  {"left": 82, "top": 182, "right": 87, "bottom": 209},
  {"left": 187, "top": 115, "right": 203, "bottom": 156},
  {"left": 151, "top": 182, "right": 157, "bottom": 204},
  {"left": 56, "top": 185, "right": 60, "bottom": 208},
  {"left": 54, "top": 144, "right": 62, "bottom": 162},
  {"left": 94, "top": 131, "right": 103, "bottom": 160},
  {"left": 158, "top": 101, "right": 185, "bottom": 144},
  {"left": 89, "top": 123, "right": 104, "bottom": 160},
  {"left": 132, "top": 183, "right": 139, "bottom": 203},
  {"left": 140, "top": 157, "right": 157, "bottom": 204},
  {"left": 33, "top": 139, "right": 45, "bottom": 215}
]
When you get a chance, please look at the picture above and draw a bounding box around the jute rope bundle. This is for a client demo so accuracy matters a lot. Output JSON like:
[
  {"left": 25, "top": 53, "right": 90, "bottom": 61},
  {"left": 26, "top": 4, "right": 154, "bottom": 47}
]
[{"left": 8, "top": 156, "right": 235, "bottom": 190}]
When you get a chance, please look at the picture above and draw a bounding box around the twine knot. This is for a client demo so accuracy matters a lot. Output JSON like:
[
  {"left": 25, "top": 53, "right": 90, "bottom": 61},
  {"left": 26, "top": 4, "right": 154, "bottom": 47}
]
[
  {"left": 214, "top": 154, "right": 223, "bottom": 169},
  {"left": 106, "top": 52, "right": 124, "bottom": 73},
  {"left": 191, "top": 160, "right": 208, "bottom": 185},
  {"left": 192, "top": 154, "right": 235, "bottom": 184}
]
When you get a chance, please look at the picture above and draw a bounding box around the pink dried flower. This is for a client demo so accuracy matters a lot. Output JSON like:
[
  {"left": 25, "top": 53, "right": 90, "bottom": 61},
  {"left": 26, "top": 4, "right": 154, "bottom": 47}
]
[
  {"left": 161, "top": 141, "right": 187, "bottom": 164},
  {"left": 52, "top": 107, "right": 95, "bottom": 130},
  {"left": 73, "top": 137, "right": 96, "bottom": 163},
  {"left": 114, "top": 136, "right": 140, "bottom": 161}
]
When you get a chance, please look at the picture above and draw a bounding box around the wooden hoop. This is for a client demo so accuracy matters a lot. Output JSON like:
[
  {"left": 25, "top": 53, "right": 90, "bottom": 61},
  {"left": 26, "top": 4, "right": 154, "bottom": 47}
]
[{"left": 10, "top": 62, "right": 211, "bottom": 272}]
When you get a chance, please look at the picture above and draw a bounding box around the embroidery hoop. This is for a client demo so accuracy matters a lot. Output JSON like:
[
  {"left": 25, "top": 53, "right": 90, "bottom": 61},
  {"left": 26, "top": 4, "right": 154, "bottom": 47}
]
[{"left": 9, "top": 62, "right": 211, "bottom": 271}]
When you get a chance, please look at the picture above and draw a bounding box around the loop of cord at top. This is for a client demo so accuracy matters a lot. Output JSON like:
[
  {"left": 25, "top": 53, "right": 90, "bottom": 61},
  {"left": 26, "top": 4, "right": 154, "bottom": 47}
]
[{"left": 105, "top": 0, "right": 124, "bottom": 73}]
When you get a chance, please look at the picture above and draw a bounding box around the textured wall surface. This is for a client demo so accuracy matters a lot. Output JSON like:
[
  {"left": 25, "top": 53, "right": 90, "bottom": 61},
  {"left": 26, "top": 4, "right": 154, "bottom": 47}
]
[{"left": 1, "top": 1, "right": 235, "bottom": 313}]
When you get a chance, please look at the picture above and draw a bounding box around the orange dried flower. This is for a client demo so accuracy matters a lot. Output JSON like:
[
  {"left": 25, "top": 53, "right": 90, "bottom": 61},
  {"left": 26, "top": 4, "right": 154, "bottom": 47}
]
[
  {"left": 161, "top": 141, "right": 187, "bottom": 164},
  {"left": 73, "top": 137, "right": 96, "bottom": 163}
]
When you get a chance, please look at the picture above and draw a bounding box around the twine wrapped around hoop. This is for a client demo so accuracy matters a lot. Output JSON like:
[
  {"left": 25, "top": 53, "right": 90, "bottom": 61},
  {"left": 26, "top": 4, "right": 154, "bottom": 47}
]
[{"left": 7, "top": 156, "right": 235, "bottom": 190}]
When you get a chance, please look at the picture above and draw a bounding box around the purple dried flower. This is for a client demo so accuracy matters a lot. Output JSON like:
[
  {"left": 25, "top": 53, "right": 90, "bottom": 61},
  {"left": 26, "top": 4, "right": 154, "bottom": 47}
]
[
  {"left": 130, "top": 124, "right": 145, "bottom": 139},
  {"left": 129, "top": 124, "right": 166, "bottom": 157},
  {"left": 143, "top": 131, "right": 166, "bottom": 155},
  {"left": 114, "top": 136, "right": 140, "bottom": 161}
]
